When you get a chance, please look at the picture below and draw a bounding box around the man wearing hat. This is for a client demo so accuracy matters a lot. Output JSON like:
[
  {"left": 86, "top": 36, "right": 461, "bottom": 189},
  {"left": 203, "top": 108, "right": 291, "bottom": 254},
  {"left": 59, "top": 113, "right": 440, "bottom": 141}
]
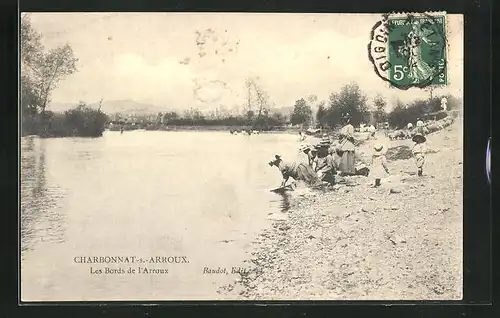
[
  {"left": 412, "top": 133, "right": 427, "bottom": 176},
  {"left": 371, "top": 144, "right": 389, "bottom": 187}
]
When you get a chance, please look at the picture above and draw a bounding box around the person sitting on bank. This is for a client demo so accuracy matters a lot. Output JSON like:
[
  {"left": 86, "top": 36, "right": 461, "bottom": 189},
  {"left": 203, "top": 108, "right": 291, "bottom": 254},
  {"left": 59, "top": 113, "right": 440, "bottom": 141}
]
[
  {"left": 299, "top": 144, "right": 317, "bottom": 169},
  {"left": 268, "top": 155, "right": 320, "bottom": 188},
  {"left": 371, "top": 144, "right": 389, "bottom": 187},
  {"left": 315, "top": 141, "right": 336, "bottom": 186},
  {"left": 337, "top": 113, "right": 356, "bottom": 176}
]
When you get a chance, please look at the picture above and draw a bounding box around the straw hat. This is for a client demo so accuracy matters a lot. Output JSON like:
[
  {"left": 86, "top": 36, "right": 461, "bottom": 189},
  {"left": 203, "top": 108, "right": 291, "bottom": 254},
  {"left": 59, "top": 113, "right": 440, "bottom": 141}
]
[
  {"left": 412, "top": 133, "right": 427, "bottom": 143},
  {"left": 374, "top": 144, "right": 384, "bottom": 152}
]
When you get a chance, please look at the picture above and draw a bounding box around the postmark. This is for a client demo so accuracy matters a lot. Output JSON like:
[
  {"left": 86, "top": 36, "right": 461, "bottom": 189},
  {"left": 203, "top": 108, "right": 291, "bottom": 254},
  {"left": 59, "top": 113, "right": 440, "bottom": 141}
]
[{"left": 368, "top": 12, "right": 447, "bottom": 90}]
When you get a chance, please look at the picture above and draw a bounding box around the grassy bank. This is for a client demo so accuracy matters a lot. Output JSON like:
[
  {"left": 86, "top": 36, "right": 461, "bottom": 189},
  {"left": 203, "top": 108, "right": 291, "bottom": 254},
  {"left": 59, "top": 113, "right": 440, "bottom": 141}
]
[{"left": 220, "top": 119, "right": 463, "bottom": 300}]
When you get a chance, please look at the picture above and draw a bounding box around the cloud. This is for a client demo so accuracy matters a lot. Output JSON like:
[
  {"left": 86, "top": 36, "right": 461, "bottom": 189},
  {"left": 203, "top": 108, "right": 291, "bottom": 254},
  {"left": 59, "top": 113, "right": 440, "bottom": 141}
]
[{"left": 37, "top": 13, "right": 462, "bottom": 111}]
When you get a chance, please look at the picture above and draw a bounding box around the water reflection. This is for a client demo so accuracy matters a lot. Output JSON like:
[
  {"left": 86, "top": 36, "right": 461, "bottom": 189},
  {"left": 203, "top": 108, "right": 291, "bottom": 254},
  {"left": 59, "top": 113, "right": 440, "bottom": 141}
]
[
  {"left": 21, "top": 137, "right": 66, "bottom": 258},
  {"left": 278, "top": 192, "right": 291, "bottom": 212}
]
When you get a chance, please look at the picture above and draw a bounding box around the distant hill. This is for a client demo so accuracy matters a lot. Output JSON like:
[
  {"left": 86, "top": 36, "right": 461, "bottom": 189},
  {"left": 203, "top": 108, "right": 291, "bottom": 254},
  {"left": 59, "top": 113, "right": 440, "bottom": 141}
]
[
  {"left": 48, "top": 100, "right": 294, "bottom": 117},
  {"left": 48, "top": 100, "right": 173, "bottom": 116}
]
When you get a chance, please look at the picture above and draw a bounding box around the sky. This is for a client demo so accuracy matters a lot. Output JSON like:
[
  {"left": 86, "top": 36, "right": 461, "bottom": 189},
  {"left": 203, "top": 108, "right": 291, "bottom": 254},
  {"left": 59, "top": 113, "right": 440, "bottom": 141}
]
[{"left": 26, "top": 13, "right": 464, "bottom": 112}]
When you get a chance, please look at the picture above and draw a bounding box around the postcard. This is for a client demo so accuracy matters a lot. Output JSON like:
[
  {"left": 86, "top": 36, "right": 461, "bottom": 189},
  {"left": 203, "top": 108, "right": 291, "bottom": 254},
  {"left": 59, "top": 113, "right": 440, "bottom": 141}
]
[{"left": 20, "top": 12, "right": 463, "bottom": 301}]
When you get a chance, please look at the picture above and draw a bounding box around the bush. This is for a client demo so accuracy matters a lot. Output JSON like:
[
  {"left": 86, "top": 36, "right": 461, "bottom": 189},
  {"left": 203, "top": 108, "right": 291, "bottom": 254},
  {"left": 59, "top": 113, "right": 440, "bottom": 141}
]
[
  {"left": 388, "top": 99, "right": 436, "bottom": 129},
  {"left": 387, "top": 95, "right": 461, "bottom": 129},
  {"left": 63, "top": 104, "right": 108, "bottom": 137},
  {"left": 33, "top": 103, "right": 108, "bottom": 138}
]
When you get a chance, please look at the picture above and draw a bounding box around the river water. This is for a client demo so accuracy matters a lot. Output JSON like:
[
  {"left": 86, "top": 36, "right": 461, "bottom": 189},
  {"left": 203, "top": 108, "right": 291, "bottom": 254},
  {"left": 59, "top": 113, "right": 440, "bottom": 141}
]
[{"left": 20, "top": 130, "right": 308, "bottom": 301}]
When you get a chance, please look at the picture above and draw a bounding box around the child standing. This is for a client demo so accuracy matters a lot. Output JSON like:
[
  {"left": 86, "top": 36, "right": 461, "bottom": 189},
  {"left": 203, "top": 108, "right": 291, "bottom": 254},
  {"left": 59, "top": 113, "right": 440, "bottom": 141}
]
[
  {"left": 412, "top": 133, "right": 427, "bottom": 176},
  {"left": 371, "top": 144, "right": 389, "bottom": 187}
]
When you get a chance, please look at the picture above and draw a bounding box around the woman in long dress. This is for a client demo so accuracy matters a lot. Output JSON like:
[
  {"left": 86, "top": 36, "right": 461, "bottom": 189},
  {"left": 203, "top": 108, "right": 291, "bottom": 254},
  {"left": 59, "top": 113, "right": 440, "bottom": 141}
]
[
  {"left": 403, "top": 21, "right": 439, "bottom": 83},
  {"left": 337, "top": 114, "right": 356, "bottom": 175}
]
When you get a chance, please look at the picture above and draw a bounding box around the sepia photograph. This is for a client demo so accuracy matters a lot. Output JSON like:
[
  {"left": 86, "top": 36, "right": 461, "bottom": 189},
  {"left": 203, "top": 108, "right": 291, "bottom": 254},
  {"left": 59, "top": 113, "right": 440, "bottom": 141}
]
[{"left": 20, "top": 12, "right": 463, "bottom": 301}]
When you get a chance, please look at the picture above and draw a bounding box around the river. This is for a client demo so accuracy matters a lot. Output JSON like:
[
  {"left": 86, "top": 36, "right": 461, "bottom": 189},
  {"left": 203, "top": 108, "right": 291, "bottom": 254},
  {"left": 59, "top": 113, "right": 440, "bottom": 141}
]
[{"left": 20, "top": 130, "right": 308, "bottom": 301}]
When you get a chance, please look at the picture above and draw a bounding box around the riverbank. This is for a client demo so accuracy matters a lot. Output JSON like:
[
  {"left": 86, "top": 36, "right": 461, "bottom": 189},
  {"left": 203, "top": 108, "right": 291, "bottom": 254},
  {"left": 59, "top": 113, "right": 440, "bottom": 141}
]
[{"left": 220, "top": 120, "right": 463, "bottom": 300}]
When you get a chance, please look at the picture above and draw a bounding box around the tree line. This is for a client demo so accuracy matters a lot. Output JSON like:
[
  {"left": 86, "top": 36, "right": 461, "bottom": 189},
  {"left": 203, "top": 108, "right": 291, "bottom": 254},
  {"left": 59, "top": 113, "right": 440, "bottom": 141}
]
[
  {"left": 289, "top": 83, "right": 462, "bottom": 130},
  {"left": 111, "top": 82, "right": 461, "bottom": 132}
]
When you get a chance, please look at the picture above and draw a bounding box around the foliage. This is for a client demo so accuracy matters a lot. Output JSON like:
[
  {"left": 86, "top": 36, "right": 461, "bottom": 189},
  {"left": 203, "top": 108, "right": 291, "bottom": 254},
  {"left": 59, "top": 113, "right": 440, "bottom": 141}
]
[
  {"left": 108, "top": 107, "right": 289, "bottom": 130},
  {"left": 21, "top": 15, "right": 78, "bottom": 114},
  {"left": 20, "top": 14, "right": 103, "bottom": 138},
  {"left": 387, "top": 94, "right": 461, "bottom": 129},
  {"left": 35, "top": 103, "right": 109, "bottom": 137},
  {"left": 373, "top": 93, "right": 388, "bottom": 123},
  {"left": 316, "top": 82, "right": 370, "bottom": 128},
  {"left": 20, "top": 14, "right": 43, "bottom": 73},
  {"left": 290, "top": 98, "right": 313, "bottom": 126},
  {"left": 315, "top": 102, "right": 328, "bottom": 128},
  {"left": 245, "top": 77, "right": 272, "bottom": 129}
]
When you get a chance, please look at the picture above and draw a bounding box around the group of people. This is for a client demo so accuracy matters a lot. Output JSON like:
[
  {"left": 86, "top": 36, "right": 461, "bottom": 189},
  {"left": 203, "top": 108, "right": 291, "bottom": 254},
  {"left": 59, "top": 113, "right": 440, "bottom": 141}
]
[
  {"left": 269, "top": 113, "right": 358, "bottom": 189},
  {"left": 269, "top": 113, "right": 429, "bottom": 189}
]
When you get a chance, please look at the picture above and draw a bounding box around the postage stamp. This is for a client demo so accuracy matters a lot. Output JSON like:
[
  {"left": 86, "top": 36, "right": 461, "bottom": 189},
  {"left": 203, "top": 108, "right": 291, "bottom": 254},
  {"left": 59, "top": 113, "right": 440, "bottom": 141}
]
[{"left": 369, "top": 12, "right": 447, "bottom": 90}]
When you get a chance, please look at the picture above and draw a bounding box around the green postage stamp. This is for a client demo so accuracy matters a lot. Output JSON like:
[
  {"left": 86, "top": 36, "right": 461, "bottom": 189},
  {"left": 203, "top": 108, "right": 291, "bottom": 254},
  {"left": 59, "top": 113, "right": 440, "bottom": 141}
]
[{"left": 369, "top": 12, "right": 447, "bottom": 89}]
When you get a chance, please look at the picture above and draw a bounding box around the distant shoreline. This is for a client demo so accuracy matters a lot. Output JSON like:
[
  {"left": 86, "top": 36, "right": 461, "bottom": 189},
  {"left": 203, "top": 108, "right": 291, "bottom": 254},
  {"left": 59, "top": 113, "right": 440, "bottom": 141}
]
[{"left": 107, "top": 125, "right": 310, "bottom": 134}]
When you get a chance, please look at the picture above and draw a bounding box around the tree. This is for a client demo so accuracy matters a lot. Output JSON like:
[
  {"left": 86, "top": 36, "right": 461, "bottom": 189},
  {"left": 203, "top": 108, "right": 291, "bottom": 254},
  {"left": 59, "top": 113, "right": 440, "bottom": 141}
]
[
  {"left": 307, "top": 94, "right": 318, "bottom": 105},
  {"left": 373, "top": 94, "right": 387, "bottom": 123},
  {"left": 315, "top": 101, "right": 327, "bottom": 128},
  {"left": 327, "top": 82, "right": 370, "bottom": 127},
  {"left": 20, "top": 14, "right": 43, "bottom": 74},
  {"left": 157, "top": 112, "right": 163, "bottom": 124},
  {"left": 163, "top": 111, "right": 179, "bottom": 123},
  {"left": 36, "top": 44, "right": 78, "bottom": 113},
  {"left": 20, "top": 15, "right": 78, "bottom": 115},
  {"left": 290, "top": 98, "right": 313, "bottom": 126},
  {"left": 245, "top": 77, "right": 271, "bottom": 129},
  {"left": 246, "top": 110, "right": 255, "bottom": 121}
]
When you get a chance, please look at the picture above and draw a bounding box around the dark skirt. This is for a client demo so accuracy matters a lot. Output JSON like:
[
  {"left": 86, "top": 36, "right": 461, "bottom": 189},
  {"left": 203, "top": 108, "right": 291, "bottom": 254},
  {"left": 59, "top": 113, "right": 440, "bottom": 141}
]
[
  {"left": 318, "top": 169, "right": 336, "bottom": 185},
  {"left": 295, "top": 163, "right": 321, "bottom": 186},
  {"left": 339, "top": 151, "right": 356, "bottom": 175}
]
